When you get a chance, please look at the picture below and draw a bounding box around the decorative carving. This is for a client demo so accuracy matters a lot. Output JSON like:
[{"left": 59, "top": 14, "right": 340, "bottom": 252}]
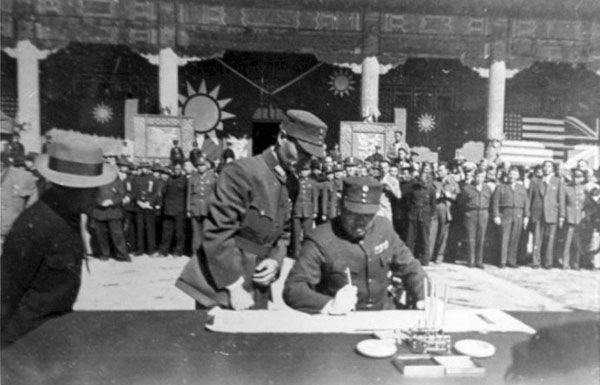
[{"left": 339, "top": 121, "right": 398, "bottom": 159}]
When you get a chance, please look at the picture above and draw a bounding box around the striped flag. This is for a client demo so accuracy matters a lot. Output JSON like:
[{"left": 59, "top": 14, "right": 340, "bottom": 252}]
[{"left": 504, "top": 114, "right": 566, "bottom": 160}]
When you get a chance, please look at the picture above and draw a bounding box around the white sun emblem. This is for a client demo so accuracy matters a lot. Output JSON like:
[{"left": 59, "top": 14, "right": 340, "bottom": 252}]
[
  {"left": 179, "top": 80, "right": 236, "bottom": 143},
  {"left": 92, "top": 103, "right": 113, "bottom": 124},
  {"left": 417, "top": 113, "right": 436, "bottom": 133},
  {"left": 328, "top": 69, "right": 355, "bottom": 98}
]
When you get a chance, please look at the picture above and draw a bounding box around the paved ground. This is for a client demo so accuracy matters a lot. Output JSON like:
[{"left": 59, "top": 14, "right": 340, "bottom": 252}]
[{"left": 74, "top": 255, "right": 600, "bottom": 312}]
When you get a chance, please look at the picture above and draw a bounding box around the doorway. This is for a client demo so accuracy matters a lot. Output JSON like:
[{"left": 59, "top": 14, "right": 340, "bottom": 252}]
[{"left": 252, "top": 122, "right": 280, "bottom": 155}]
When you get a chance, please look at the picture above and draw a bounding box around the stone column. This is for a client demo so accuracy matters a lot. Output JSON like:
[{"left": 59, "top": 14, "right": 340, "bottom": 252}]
[
  {"left": 159, "top": 47, "right": 179, "bottom": 115},
  {"left": 5, "top": 40, "right": 52, "bottom": 152},
  {"left": 486, "top": 59, "right": 506, "bottom": 143},
  {"left": 361, "top": 56, "right": 380, "bottom": 121}
]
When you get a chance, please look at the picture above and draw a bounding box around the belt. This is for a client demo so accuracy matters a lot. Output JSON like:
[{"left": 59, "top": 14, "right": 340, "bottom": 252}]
[{"left": 234, "top": 236, "right": 271, "bottom": 257}]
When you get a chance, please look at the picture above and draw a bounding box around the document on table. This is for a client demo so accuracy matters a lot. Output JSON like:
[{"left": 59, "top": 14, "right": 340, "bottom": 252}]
[{"left": 205, "top": 308, "right": 536, "bottom": 334}]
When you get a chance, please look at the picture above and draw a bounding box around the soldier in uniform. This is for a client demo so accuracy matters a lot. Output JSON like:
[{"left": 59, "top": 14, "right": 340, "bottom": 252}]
[
  {"left": 291, "top": 163, "right": 319, "bottom": 258},
  {"left": 343, "top": 156, "right": 360, "bottom": 178},
  {"left": 460, "top": 170, "right": 493, "bottom": 268},
  {"left": 119, "top": 158, "right": 137, "bottom": 254},
  {"left": 405, "top": 165, "right": 437, "bottom": 265},
  {"left": 92, "top": 172, "right": 130, "bottom": 262},
  {"left": 319, "top": 165, "right": 340, "bottom": 224},
  {"left": 157, "top": 163, "right": 187, "bottom": 257},
  {"left": 133, "top": 161, "right": 160, "bottom": 256},
  {"left": 560, "top": 168, "right": 587, "bottom": 269},
  {"left": 283, "top": 177, "right": 426, "bottom": 314},
  {"left": 187, "top": 158, "right": 216, "bottom": 255},
  {"left": 176, "top": 110, "right": 327, "bottom": 310},
  {"left": 492, "top": 166, "right": 530, "bottom": 268}
]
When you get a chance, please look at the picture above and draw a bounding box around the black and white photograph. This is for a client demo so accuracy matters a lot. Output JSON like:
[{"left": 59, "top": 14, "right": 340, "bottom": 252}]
[{"left": 0, "top": 0, "right": 599, "bottom": 384}]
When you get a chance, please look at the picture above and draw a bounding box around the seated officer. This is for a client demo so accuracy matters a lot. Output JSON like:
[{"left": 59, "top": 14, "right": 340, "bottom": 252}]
[{"left": 284, "top": 176, "right": 426, "bottom": 315}]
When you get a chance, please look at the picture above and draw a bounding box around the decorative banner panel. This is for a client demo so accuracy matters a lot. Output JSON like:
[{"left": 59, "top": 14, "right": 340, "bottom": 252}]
[{"left": 339, "top": 121, "right": 398, "bottom": 160}]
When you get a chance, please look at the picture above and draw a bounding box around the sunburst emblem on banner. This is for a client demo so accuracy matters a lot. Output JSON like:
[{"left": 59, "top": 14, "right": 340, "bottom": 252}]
[
  {"left": 328, "top": 69, "right": 355, "bottom": 97},
  {"left": 179, "top": 80, "right": 235, "bottom": 142},
  {"left": 92, "top": 103, "right": 113, "bottom": 124},
  {"left": 417, "top": 113, "right": 436, "bottom": 133}
]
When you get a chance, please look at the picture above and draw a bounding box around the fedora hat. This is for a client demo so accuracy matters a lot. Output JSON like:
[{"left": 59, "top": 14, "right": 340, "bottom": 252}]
[{"left": 36, "top": 141, "right": 117, "bottom": 188}]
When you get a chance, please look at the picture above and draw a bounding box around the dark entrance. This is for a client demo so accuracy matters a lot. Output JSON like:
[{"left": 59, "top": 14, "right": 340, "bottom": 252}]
[{"left": 252, "top": 122, "right": 280, "bottom": 155}]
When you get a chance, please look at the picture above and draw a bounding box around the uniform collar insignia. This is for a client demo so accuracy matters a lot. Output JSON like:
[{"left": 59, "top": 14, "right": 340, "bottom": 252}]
[{"left": 374, "top": 240, "right": 389, "bottom": 255}]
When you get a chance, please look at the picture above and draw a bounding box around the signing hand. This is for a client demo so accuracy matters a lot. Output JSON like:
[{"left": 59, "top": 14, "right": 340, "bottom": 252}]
[
  {"left": 252, "top": 259, "right": 279, "bottom": 286},
  {"left": 328, "top": 285, "right": 358, "bottom": 315}
]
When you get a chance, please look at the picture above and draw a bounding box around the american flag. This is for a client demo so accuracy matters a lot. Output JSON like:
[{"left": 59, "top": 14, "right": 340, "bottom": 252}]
[{"left": 504, "top": 114, "right": 567, "bottom": 160}]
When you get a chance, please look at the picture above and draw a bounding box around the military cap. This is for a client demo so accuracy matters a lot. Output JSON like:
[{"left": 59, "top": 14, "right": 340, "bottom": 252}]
[
  {"left": 160, "top": 166, "right": 172, "bottom": 175},
  {"left": 196, "top": 157, "right": 209, "bottom": 167},
  {"left": 399, "top": 161, "right": 412, "bottom": 170},
  {"left": 299, "top": 161, "right": 311, "bottom": 171},
  {"left": 342, "top": 176, "right": 383, "bottom": 214},
  {"left": 152, "top": 162, "right": 163, "bottom": 172},
  {"left": 281, "top": 110, "right": 327, "bottom": 158},
  {"left": 116, "top": 156, "right": 133, "bottom": 169},
  {"left": 324, "top": 165, "right": 335, "bottom": 174},
  {"left": 344, "top": 156, "right": 359, "bottom": 167},
  {"left": 333, "top": 163, "right": 344, "bottom": 172},
  {"left": 463, "top": 161, "right": 477, "bottom": 171}
]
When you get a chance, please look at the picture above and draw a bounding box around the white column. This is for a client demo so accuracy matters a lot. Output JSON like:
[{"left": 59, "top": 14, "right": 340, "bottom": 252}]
[
  {"left": 486, "top": 59, "right": 506, "bottom": 142},
  {"left": 361, "top": 56, "right": 380, "bottom": 122},
  {"left": 5, "top": 40, "right": 51, "bottom": 152},
  {"left": 159, "top": 47, "right": 179, "bottom": 115}
]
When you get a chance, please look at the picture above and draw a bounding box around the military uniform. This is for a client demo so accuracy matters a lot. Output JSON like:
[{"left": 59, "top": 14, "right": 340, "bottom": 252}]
[
  {"left": 187, "top": 168, "right": 216, "bottom": 254},
  {"left": 405, "top": 179, "right": 437, "bottom": 265},
  {"left": 283, "top": 177, "right": 426, "bottom": 314},
  {"left": 560, "top": 183, "right": 586, "bottom": 268},
  {"left": 492, "top": 182, "right": 530, "bottom": 267},
  {"left": 460, "top": 182, "right": 493, "bottom": 267},
  {"left": 176, "top": 109, "right": 327, "bottom": 309},
  {"left": 133, "top": 172, "right": 160, "bottom": 254},
  {"left": 158, "top": 173, "right": 187, "bottom": 256},
  {"left": 320, "top": 178, "right": 340, "bottom": 222},
  {"left": 92, "top": 178, "right": 129, "bottom": 261},
  {"left": 292, "top": 175, "right": 319, "bottom": 258}
]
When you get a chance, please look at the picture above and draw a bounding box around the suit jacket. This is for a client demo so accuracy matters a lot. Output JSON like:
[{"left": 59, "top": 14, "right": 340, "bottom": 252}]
[
  {"left": 187, "top": 171, "right": 215, "bottom": 217},
  {"left": 561, "top": 184, "right": 586, "bottom": 225},
  {"left": 294, "top": 177, "right": 319, "bottom": 218},
  {"left": 529, "top": 175, "right": 563, "bottom": 223},
  {"left": 92, "top": 178, "right": 125, "bottom": 221},
  {"left": 163, "top": 174, "right": 187, "bottom": 216},
  {"left": 406, "top": 180, "right": 436, "bottom": 221},
  {"left": 492, "top": 182, "right": 530, "bottom": 218},
  {"left": 133, "top": 174, "right": 160, "bottom": 210}
]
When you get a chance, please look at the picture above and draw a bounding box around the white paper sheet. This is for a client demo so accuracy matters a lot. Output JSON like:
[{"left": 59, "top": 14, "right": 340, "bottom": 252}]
[{"left": 205, "top": 308, "right": 536, "bottom": 334}]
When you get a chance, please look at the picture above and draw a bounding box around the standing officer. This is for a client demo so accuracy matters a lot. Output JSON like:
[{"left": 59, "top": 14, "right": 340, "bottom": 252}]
[
  {"left": 343, "top": 156, "right": 360, "bottom": 178},
  {"left": 187, "top": 158, "right": 215, "bottom": 255},
  {"left": 157, "top": 163, "right": 187, "bottom": 257},
  {"left": 492, "top": 166, "right": 530, "bottom": 268},
  {"left": 292, "top": 163, "right": 319, "bottom": 258},
  {"left": 319, "top": 165, "right": 338, "bottom": 224},
  {"left": 405, "top": 165, "right": 436, "bottom": 265},
  {"left": 176, "top": 110, "right": 327, "bottom": 310},
  {"left": 560, "top": 168, "right": 587, "bottom": 269},
  {"left": 119, "top": 158, "right": 137, "bottom": 254},
  {"left": 460, "top": 170, "right": 493, "bottom": 268},
  {"left": 92, "top": 173, "right": 130, "bottom": 262},
  {"left": 283, "top": 177, "right": 426, "bottom": 314},
  {"left": 529, "top": 160, "right": 564, "bottom": 268},
  {"left": 133, "top": 161, "right": 159, "bottom": 256}
]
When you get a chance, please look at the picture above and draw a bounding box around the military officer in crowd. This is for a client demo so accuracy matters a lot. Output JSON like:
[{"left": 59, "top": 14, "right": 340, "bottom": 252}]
[
  {"left": 492, "top": 166, "right": 530, "bottom": 268},
  {"left": 176, "top": 110, "right": 327, "bottom": 310},
  {"left": 92, "top": 169, "right": 131, "bottom": 262},
  {"left": 283, "top": 176, "right": 427, "bottom": 314},
  {"left": 529, "top": 160, "right": 564, "bottom": 268},
  {"left": 319, "top": 165, "right": 339, "bottom": 224},
  {"left": 187, "top": 158, "right": 216, "bottom": 254},
  {"left": 344, "top": 156, "right": 360, "bottom": 178},
  {"left": 133, "top": 161, "right": 160, "bottom": 256},
  {"left": 429, "top": 162, "right": 460, "bottom": 264},
  {"left": 157, "top": 163, "right": 187, "bottom": 257},
  {"left": 119, "top": 158, "right": 137, "bottom": 253},
  {"left": 405, "top": 164, "right": 437, "bottom": 265},
  {"left": 292, "top": 163, "right": 319, "bottom": 258},
  {"left": 460, "top": 169, "right": 493, "bottom": 268},
  {"left": 560, "top": 168, "right": 587, "bottom": 269}
]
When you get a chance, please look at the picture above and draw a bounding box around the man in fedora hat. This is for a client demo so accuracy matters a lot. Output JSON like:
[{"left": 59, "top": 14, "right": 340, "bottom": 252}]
[
  {"left": 1, "top": 141, "right": 116, "bottom": 346},
  {"left": 177, "top": 109, "right": 327, "bottom": 310},
  {"left": 283, "top": 176, "right": 426, "bottom": 314}
]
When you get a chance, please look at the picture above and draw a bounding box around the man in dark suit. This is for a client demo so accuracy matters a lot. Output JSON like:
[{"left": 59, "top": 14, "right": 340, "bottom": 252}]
[
  {"left": 528, "top": 160, "right": 564, "bottom": 268},
  {"left": 492, "top": 166, "right": 530, "bottom": 267},
  {"left": 157, "top": 163, "right": 187, "bottom": 257},
  {"left": 560, "top": 168, "right": 586, "bottom": 269},
  {"left": 176, "top": 110, "right": 327, "bottom": 310},
  {"left": 405, "top": 167, "right": 437, "bottom": 265},
  {"left": 292, "top": 163, "right": 319, "bottom": 258},
  {"left": 133, "top": 162, "right": 160, "bottom": 256},
  {"left": 92, "top": 176, "right": 130, "bottom": 262}
]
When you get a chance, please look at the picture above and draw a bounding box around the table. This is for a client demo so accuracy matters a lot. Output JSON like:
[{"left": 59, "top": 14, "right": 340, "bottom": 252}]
[{"left": 1, "top": 311, "right": 598, "bottom": 385}]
